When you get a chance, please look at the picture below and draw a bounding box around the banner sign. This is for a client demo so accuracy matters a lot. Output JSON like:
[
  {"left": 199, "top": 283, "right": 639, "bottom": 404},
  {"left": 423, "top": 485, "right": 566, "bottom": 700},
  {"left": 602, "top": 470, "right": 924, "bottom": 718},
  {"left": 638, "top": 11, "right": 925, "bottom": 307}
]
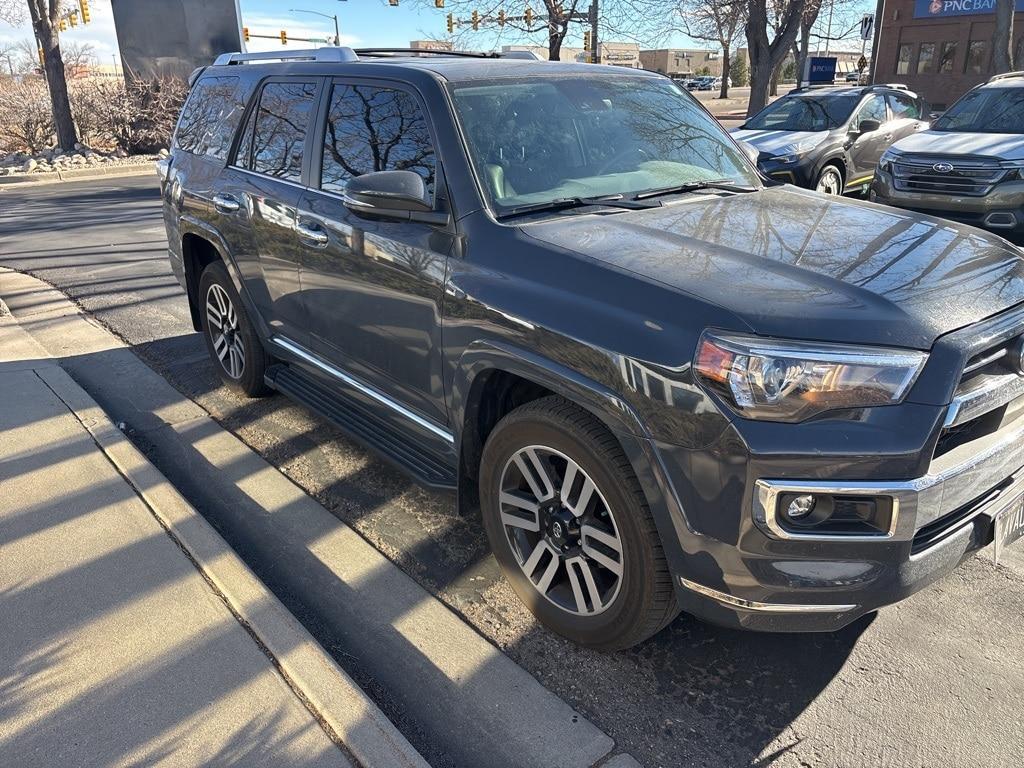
[
  {"left": 805, "top": 56, "right": 837, "bottom": 85},
  {"left": 914, "top": 0, "right": 1024, "bottom": 18}
]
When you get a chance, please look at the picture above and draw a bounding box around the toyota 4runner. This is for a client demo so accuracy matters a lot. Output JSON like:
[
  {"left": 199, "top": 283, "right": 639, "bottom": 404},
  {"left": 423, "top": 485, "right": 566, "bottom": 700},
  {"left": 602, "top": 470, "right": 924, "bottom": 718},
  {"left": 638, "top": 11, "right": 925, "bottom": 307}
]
[{"left": 160, "top": 47, "right": 1024, "bottom": 650}]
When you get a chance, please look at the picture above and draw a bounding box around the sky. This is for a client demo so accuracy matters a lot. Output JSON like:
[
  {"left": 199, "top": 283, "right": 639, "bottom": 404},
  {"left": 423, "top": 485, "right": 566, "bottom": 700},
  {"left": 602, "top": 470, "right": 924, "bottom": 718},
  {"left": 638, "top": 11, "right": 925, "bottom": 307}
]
[{"left": 0, "top": 0, "right": 874, "bottom": 65}]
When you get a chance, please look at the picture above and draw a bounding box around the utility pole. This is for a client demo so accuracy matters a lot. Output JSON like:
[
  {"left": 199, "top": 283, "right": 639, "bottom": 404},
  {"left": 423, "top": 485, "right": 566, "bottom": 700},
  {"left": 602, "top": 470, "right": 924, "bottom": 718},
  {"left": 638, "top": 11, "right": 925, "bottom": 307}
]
[
  {"left": 290, "top": 8, "right": 341, "bottom": 45},
  {"left": 590, "top": 0, "right": 600, "bottom": 64}
]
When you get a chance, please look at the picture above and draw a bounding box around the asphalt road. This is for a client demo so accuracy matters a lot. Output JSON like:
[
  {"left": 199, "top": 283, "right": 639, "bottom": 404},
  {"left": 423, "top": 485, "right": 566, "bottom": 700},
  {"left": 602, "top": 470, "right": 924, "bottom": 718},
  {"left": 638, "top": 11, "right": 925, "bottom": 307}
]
[{"left": 3, "top": 176, "right": 1024, "bottom": 768}]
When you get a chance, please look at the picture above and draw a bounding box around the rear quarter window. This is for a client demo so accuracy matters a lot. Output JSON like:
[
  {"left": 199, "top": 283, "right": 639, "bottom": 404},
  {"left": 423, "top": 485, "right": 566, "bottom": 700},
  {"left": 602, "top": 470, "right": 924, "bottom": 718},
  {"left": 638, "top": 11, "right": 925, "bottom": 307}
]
[{"left": 173, "top": 76, "right": 245, "bottom": 160}]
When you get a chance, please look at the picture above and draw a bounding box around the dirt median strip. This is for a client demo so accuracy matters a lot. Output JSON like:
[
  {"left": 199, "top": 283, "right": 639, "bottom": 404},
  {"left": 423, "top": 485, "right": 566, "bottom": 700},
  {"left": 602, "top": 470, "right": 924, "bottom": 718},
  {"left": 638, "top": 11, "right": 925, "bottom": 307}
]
[{"left": 0, "top": 164, "right": 157, "bottom": 187}]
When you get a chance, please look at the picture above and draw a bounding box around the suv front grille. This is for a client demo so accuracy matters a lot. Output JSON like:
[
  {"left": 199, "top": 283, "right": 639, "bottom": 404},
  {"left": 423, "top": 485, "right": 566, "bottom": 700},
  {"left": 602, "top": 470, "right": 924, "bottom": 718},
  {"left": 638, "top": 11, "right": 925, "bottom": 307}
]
[{"left": 892, "top": 155, "right": 1009, "bottom": 197}]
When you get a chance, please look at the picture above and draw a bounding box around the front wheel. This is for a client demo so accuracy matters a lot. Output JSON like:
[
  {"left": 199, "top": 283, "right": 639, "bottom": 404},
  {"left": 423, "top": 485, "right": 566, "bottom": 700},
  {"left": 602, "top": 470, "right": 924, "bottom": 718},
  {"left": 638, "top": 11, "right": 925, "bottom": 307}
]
[
  {"left": 815, "top": 164, "right": 844, "bottom": 195},
  {"left": 479, "top": 396, "right": 679, "bottom": 650}
]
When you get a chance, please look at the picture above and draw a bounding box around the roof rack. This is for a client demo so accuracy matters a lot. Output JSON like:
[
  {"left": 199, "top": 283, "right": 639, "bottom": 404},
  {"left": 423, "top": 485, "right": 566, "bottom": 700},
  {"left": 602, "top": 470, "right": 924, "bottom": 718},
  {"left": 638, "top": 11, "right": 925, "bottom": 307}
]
[
  {"left": 213, "top": 47, "right": 358, "bottom": 66},
  {"left": 868, "top": 82, "right": 909, "bottom": 91},
  {"left": 354, "top": 47, "right": 498, "bottom": 58},
  {"left": 988, "top": 70, "right": 1024, "bottom": 82}
]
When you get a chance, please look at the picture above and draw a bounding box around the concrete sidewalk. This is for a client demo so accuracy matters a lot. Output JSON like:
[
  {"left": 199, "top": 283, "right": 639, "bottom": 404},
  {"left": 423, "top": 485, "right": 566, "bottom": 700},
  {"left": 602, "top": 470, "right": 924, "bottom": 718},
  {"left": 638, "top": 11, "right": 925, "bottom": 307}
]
[{"left": 0, "top": 309, "right": 422, "bottom": 767}]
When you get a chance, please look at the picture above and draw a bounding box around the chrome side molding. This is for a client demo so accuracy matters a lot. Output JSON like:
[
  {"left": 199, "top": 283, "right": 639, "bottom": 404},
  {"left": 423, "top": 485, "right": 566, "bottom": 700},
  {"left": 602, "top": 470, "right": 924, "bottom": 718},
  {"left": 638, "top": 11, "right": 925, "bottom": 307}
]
[{"left": 270, "top": 335, "right": 454, "bottom": 444}]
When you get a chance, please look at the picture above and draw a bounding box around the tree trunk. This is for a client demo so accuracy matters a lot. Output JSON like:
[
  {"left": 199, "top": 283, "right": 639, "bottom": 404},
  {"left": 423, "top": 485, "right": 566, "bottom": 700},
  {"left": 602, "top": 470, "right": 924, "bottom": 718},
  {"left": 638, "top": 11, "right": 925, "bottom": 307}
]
[
  {"left": 719, "top": 46, "right": 730, "bottom": 99},
  {"left": 29, "top": 4, "right": 77, "bottom": 151},
  {"left": 993, "top": 0, "right": 1014, "bottom": 73},
  {"left": 745, "top": 0, "right": 807, "bottom": 116},
  {"left": 548, "top": 28, "right": 561, "bottom": 61},
  {"left": 770, "top": 60, "right": 780, "bottom": 96}
]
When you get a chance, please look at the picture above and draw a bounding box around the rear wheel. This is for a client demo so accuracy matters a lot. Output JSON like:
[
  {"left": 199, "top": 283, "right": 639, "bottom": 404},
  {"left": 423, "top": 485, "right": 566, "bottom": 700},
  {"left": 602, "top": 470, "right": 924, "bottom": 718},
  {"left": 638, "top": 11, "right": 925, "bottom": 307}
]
[
  {"left": 479, "top": 396, "right": 679, "bottom": 650},
  {"left": 815, "top": 164, "right": 844, "bottom": 195},
  {"left": 198, "top": 261, "right": 270, "bottom": 397}
]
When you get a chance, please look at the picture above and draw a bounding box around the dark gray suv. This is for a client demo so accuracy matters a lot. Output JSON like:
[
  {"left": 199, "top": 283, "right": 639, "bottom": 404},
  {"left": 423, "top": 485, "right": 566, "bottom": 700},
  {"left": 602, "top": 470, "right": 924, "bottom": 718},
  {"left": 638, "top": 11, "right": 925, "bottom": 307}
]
[{"left": 160, "top": 47, "right": 1024, "bottom": 649}]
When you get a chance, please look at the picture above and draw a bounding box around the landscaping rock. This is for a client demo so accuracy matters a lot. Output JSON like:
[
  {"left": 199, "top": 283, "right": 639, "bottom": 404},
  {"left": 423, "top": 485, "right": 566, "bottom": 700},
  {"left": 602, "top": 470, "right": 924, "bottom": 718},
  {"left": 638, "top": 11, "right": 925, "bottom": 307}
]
[{"left": 21, "top": 159, "right": 37, "bottom": 173}]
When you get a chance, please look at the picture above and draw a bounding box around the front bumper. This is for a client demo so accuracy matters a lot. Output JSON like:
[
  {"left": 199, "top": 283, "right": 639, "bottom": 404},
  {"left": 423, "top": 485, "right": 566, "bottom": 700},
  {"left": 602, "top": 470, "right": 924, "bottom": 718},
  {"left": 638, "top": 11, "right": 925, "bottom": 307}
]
[
  {"left": 871, "top": 170, "right": 1024, "bottom": 235},
  {"left": 758, "top": 157, "right": 817, "bottom": 189}
]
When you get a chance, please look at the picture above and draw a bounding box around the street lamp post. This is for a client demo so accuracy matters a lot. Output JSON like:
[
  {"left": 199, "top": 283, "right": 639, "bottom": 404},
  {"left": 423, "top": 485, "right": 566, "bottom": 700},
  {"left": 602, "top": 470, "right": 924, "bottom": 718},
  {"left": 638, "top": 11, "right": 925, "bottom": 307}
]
[{"left": 289, "top": 8, "right": 341, "bottom": 46}]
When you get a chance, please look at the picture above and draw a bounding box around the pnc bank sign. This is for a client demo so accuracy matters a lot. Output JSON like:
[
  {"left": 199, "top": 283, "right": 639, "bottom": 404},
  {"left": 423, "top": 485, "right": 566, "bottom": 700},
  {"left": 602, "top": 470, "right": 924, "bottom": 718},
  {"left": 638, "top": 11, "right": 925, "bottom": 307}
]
[{"left": 914, "top": 0, "right": 1024, "bottom": 17}]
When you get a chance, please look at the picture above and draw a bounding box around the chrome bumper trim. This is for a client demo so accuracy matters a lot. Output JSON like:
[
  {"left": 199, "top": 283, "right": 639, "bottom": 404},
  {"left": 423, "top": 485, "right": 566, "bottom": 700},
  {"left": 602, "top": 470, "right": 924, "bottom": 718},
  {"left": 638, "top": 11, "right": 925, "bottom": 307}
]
[
  {"left": 944, "top": 370, "right": 1024, "bottom": 428},
  {"left": 755, "top": 415, "right": 1024, "bottom": 538},
  {"left": 679, "top": 578, "right": 857, "bottom": 614}
]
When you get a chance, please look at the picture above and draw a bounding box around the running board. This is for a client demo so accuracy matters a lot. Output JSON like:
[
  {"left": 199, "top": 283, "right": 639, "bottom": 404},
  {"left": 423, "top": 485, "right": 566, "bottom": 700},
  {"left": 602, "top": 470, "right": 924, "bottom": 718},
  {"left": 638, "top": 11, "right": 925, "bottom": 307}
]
[{"left": 266, "top": 363, "right": 457, "bottom": 491}]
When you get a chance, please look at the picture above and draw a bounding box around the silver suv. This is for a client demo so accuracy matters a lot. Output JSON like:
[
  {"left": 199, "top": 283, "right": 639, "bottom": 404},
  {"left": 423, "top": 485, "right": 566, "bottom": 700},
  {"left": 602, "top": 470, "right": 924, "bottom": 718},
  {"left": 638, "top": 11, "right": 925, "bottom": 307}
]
[{"left": 871, "top": 72, "right": 1024, "bottom": 239}]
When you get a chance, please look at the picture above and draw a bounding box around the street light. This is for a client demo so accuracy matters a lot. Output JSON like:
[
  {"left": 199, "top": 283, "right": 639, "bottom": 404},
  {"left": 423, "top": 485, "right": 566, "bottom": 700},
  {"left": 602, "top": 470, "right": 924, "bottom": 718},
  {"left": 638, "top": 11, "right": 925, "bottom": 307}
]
[{"left": 289, "top": 7, "right": 341, "bottom": 46}]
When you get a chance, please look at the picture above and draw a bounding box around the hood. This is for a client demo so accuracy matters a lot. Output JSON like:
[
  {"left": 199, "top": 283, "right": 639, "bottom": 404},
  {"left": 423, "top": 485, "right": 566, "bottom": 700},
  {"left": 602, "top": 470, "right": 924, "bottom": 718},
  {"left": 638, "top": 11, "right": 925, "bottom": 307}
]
[
  {"left": 730, "top": 129, "right": 827, "bottom": 156},
  {"left": 523, "top": 186, "right": 1024, "bottom": 349},
  {"left": 891, "top": 130, "right": 1024, "bottom": 161}
]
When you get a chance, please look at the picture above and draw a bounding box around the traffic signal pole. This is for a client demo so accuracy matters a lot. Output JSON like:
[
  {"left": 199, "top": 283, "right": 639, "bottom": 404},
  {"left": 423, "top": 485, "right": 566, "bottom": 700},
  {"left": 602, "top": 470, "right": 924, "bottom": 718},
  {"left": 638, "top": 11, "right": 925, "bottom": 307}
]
[{"left": 590, "top": 0, "right": 599, "bottom": 64}]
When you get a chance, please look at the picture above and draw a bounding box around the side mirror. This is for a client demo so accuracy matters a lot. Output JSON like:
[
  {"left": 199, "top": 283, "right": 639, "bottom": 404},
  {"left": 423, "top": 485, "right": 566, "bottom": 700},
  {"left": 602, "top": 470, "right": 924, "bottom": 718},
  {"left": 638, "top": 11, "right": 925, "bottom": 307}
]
[
  {"left": 855, "top": 118, "right": 882, "bottom": 135},
  {"left": 344, "top": 170, "right": 432, "bottom": 215}
]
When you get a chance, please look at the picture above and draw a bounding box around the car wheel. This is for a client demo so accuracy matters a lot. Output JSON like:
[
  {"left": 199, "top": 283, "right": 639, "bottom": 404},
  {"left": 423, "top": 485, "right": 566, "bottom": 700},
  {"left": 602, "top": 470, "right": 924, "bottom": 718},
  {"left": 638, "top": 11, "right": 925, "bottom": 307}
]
[
  {"left": 198, "top": 261, "right": 271, "bottom": 397},
  {"left": 815, "top": 165, "right": 844, "bottom": 195},
  {"left": 479, "top": 396, "right": 679, "bottom": 650}
]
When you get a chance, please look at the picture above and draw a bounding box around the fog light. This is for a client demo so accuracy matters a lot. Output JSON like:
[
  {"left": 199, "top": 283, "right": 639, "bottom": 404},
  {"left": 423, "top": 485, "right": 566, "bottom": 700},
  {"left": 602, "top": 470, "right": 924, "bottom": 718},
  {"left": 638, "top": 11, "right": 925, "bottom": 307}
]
[{"left": 786, "top": 494, "right": 816, "bottom": 520}]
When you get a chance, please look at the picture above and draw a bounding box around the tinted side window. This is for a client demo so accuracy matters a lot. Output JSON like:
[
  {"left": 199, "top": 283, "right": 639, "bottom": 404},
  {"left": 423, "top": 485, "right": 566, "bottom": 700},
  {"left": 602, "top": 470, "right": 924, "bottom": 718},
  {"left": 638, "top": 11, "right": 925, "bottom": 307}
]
[
  {"left": 174, "top": 76, "right": 244, "bottom": 160},
  {"left": 250, "top": 81, "right": 319, "bottom": 183},
  {"left": 888, "top": 93, "right": 921, "bottom": 120},
  {"left": 320, "top": 84, "right": 436, "bottom": 197},
  {"left": 855, "top": 95, "right": 887, "bottom": 126}
]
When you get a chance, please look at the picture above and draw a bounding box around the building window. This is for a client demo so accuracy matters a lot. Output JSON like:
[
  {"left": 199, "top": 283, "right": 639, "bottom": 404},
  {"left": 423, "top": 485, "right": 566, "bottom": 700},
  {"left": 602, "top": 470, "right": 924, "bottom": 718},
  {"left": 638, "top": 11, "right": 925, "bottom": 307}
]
[
  {"left": 939, "top": 41, "right": 957, "bottom": 73},
  {"left": 965, "top": 40, "right": 989, "bottom": 74},
  {"left": 916, "top": 43, "right": 936, "bottom": 74},
  {"left": 897, "top": 44, "right": 913, "bottom": 75}
]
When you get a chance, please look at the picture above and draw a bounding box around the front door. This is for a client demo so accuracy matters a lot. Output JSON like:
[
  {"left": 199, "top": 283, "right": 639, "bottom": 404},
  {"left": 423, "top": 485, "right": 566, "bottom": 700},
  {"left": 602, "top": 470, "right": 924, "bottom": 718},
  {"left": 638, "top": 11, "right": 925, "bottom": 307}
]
[
  {"left": 228, "top": 78, "right": 322, "bottom": 343},
  {"left": 296, "top": 78, "right": 454, "bottom": 429},
  {"left": 847, "top": 93, "right": 890, "bottom": 185}
]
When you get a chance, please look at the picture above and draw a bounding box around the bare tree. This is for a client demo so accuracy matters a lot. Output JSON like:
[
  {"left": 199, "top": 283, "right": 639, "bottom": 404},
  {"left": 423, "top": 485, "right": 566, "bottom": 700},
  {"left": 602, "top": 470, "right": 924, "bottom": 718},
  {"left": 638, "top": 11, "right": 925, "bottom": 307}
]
[
  {"left": 60, "top": 39, "right": 95, "bottom": 75},
  {"left": 671, "top": 0, "right": 746, "bottom": 98},
  {"left": 745, "top": 0, "right": 806, "bottom": 116},
  {"left": 993, "top": 0, "right": 1014, "bottom": 72},
  {"left": 0, "top": 0, "right": 78, "bottom": 149},
  {"left": 411, "top": 0, "right": 587, "bottom": 61}
]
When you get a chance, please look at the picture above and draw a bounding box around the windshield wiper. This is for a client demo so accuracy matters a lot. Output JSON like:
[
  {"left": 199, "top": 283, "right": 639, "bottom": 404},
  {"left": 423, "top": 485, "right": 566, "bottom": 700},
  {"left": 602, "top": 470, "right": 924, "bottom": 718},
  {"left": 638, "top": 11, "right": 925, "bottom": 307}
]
[
  {"left": 631, "top": 179, "right": 759, "bottom": 200},
  {"left": 497, "top": 194, "right": 662, "bottom": 220}
]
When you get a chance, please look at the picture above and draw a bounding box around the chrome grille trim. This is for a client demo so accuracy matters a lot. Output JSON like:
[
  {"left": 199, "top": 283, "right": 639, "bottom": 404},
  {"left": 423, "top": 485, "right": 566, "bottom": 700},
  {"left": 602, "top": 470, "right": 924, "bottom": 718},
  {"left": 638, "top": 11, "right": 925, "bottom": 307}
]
[{"left": 891, "top": 154, "right": 1009, "bottom": 196}]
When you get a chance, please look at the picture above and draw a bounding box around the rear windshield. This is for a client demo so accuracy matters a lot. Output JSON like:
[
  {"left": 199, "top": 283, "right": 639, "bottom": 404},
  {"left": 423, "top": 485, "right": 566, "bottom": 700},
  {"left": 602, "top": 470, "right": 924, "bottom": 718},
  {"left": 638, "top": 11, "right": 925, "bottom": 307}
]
[
  {"left": 932, "top": 87, "right": 1024, "bottom": 133},
  {"left": 173, "top": 76, "right": 245, "bottom": 160},
  {"left": 744, "top": 93, "right": 860, "bottom": 132}
]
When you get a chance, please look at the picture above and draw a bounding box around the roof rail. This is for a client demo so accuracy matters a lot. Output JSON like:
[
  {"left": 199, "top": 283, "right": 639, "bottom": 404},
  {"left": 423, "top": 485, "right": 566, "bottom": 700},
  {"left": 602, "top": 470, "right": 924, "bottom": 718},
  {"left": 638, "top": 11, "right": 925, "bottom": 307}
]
[
  {"left": 213, "top": 47, "right": 358, "bottom": 66},
  {"left": 353, "top": 47, "right": 498, "bottom": 58},
  {"left": 988, "top": 70, "right": 1024, "bottom": 82},
  {"left": 869, "top": 82, "right": 909, "bottom": 90},
  {"left": 500, "top": 50, "right": 544, "bottom": 60}
]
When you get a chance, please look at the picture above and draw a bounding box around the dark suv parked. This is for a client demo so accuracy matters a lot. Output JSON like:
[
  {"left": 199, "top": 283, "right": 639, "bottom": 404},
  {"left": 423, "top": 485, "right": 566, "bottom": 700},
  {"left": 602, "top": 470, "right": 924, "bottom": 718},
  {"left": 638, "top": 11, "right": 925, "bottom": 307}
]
[
  {"left": 732, "top": 85, "right": 928, "bottom": 195},
  {"left": 161, "top": 48, "right": 1024, "bottom": 650}
]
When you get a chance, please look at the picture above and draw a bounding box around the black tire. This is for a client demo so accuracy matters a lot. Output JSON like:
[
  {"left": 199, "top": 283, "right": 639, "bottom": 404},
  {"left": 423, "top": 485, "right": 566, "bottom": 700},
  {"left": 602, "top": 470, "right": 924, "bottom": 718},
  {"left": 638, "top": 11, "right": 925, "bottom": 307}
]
[
  {"left": 198, "top": 261, "right": 271, "bottom": 397},
  {"left": 814, "top": 163, "right": 844, "bottom": 195},
  {"left": 479, "top": 396, "right": 679, "bottom": 650}
]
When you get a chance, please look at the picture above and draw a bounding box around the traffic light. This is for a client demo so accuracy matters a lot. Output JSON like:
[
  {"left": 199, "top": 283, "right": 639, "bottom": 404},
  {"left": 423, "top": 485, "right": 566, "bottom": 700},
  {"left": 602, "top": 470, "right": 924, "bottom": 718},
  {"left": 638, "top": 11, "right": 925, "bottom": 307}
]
[
  {"left": 59, "top": 18, "right": 67, "bottom": 31},
  {"left": 446, "top": 13, "right": 454, "bottom": 32},
  {"left": 471, "top": 9, "right": 479, "bottom": 29},
  {"left": 389, "top": 0, "right": 399, "bottom": 5},
  {"left": 79, "top": 0, "right": 90, "bottom": 24},
  {"left": 498, "top": 9, "right": 506, "bottom": 26},
  {"left": 435, "top": 0, "right": 444, "bottom": 6},
  {"left": 69, "top": 11, "right": 78, "bottom": 26},
  {"left": 280, "top": 29, "right": 287, "bottom": 44},
  {"left": 524, "top": 6, "right": 533, "bottom": 27},
  {"left": 243, "top": 26, "right": 250, "bottom": 42},
  {"left": 583, "top": 30, "right": 591, "bottom": 50},
  {"left": 37, "top": 47, "right": 44, "bottom": 67}
]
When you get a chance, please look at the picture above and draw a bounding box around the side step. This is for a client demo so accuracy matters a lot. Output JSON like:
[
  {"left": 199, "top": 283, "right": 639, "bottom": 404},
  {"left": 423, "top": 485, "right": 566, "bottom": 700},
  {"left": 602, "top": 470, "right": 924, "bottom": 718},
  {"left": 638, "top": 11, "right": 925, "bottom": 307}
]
[{"left": 266, "top": 363, "right": 457, "bottom": 491}]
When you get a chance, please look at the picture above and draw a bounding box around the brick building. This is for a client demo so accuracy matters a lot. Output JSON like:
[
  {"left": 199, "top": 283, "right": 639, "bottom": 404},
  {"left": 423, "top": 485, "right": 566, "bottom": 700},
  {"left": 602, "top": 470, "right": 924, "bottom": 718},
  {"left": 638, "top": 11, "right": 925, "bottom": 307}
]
[
  {"left": 638, "top": 48, "right": 723, "bottom": 78},
  {"left": 875, "top": 0, "right": 1024, "bottom": 108}
]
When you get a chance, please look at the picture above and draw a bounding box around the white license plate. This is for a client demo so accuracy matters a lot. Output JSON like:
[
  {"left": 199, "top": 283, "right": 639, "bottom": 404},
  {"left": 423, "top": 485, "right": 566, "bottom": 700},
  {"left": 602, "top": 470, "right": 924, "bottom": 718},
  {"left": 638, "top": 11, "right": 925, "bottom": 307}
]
[{"left": 994, "top": 494, "right": 1024, "bottom": 563}]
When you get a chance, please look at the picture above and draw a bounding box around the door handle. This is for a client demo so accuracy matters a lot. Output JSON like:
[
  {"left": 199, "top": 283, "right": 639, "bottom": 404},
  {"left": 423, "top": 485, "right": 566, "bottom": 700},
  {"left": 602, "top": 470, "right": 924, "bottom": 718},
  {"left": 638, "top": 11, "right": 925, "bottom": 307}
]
[
  {"left": 296, "top": 220, "right": 329, "bottom": 246},
  {"left": 213, "top": 194, "right": 240, "bottom": 213},
  {"left": 884, "top": 133, "right": 893, "bottom": 141}
]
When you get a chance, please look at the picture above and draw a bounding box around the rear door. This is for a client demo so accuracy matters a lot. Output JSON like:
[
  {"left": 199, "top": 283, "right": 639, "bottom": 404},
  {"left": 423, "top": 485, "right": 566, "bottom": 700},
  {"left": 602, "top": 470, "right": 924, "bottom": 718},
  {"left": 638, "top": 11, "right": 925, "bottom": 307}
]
[
  {"left": 886, "top": 91, "right": 929, "bottom": 142},
  {"left": 846, "top": 93, "right": 890, "bottom": 183},
  {"left": 295, "top": 77, "right": 454, "bottom": 429},
  {"left": 219, "top": 78, "right": 322, "bottom": 343}
]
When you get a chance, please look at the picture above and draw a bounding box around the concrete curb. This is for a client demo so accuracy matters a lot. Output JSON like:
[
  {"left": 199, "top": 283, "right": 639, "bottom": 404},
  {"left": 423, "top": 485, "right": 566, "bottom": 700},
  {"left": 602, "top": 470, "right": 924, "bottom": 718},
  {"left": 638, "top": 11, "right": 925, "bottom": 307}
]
[
  {"left": 0, "top": 163, "right": 157, "bottom": 187},
  {"left": 0, "top": 269, "right": 429, "bottom": 768}
]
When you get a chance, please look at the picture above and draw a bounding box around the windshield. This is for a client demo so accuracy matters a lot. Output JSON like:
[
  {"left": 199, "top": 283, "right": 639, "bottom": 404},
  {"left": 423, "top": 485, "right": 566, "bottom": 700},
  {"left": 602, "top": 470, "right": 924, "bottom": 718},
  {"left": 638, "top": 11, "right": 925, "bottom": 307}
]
[
  {"left": 744, "top": 93, "right": 860, "bottom": 131},
  {"left": 932, "top": 87, "right": 1024, "bottom": 133},
  {"left": 449, "top": 76, "right": 758, "bottom": 213}
]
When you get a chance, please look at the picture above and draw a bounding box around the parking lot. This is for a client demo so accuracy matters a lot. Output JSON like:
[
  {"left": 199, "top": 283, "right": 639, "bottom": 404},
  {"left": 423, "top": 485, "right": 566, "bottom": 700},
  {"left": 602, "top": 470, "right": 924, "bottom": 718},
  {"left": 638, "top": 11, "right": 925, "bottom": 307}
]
[{"left": 3, "top": 174, "right": 1024, "bottom": 767}]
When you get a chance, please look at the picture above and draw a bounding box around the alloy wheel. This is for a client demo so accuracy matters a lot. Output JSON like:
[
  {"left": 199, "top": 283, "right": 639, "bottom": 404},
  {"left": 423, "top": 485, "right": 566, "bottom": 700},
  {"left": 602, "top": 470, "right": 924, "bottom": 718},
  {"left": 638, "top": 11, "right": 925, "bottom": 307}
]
[
  {"left": 498, "top": 445, "right": 624, "bottom": 616},
  {"left": 205, "top": 283, "right": 246, "bottom": 379},
  {"left": 816, "top": 168, "right": 842, "bottom": 195}
]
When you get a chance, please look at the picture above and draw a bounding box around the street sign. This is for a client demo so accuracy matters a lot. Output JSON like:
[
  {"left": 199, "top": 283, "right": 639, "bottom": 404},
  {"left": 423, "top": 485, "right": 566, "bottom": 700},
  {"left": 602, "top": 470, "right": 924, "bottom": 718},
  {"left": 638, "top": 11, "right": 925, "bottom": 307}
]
[
  {"left": 860, "top": 13, "right": 874, "bottom": 40},
  {"left": 857, "top": 54, "right": 868, "bottom": 72}
]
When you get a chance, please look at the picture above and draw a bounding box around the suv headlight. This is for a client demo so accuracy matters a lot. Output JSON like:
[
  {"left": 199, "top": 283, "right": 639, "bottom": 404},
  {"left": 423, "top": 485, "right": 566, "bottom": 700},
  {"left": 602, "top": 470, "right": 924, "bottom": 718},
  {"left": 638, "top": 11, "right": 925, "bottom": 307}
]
[
  {"left": 879, "top": 148, "right": 899, "bottom": 174},
  {"left": 768, "top": 138, "right": 822, "bottom": 164},
  {"left": 694, "top": 331, "right": 927, "bottom": 422}
]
